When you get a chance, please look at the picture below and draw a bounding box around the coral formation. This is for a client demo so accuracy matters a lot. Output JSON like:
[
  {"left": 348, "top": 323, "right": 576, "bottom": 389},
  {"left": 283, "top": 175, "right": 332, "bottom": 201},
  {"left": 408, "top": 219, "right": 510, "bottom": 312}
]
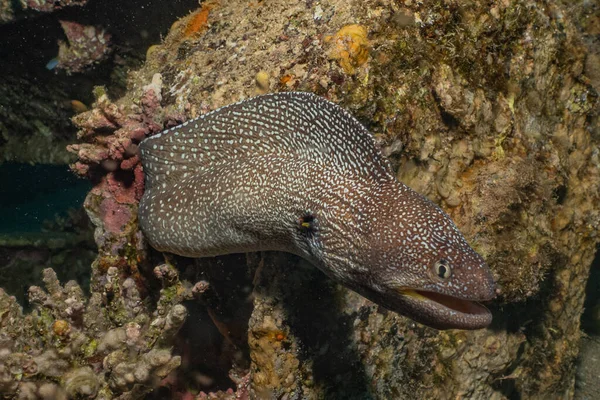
[
  {"left": 56, "top": 21, "right": 112, "bottom": 75},
  {"left": 0, "top": 267, "right": 185, "bottom": 398},
  {"left": 66, "top": 80, "right": 165, "bottom": 202},
  {"left": 0, "top": 62, "right": 194, "bottom": 398}
]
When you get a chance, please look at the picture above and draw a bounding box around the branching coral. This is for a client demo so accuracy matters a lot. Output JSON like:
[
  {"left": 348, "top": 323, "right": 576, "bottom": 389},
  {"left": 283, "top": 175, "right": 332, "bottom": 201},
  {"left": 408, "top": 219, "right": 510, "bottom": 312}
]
[
  {"left": 0, "top": 268, "right": 187, "bottom": 399},
  {"left": 67, "top": 73, "right": 165, "bottom": 182}
]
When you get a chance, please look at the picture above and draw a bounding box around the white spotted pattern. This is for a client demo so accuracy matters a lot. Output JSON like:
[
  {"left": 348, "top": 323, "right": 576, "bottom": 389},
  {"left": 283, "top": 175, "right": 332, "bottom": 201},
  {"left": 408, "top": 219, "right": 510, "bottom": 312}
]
[{"left": 138, "top": 92, "right": 496, "bottom": 330}]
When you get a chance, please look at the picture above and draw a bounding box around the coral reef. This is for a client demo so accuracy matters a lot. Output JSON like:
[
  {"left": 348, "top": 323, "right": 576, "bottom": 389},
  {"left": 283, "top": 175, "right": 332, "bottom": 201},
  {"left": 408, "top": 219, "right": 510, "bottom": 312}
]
[
  {"left": 0, "top": 267, "right": 185, "bottom": 398},
  {"left": 67, "top": 74, "right": 168, "bottom": 178},
  {"left": 56, "top": 21, "right": 112, "bottom": 75},
  {"left": 0, "top": 60, "right": 191, "bottom": 399}
]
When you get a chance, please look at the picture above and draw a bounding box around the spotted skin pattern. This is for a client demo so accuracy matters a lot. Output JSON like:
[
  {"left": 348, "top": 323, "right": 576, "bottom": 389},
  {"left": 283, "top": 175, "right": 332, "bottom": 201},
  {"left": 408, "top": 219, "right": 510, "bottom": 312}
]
[{"left": 139, "top": 92, "right": 496, "bottom": 330}]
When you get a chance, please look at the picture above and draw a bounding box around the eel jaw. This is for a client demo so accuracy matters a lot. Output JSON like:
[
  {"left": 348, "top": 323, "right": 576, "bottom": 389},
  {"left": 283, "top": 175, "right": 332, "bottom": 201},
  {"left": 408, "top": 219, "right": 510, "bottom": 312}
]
[{"left": 397, "top": 288, "right": 492, "bottom": 330}]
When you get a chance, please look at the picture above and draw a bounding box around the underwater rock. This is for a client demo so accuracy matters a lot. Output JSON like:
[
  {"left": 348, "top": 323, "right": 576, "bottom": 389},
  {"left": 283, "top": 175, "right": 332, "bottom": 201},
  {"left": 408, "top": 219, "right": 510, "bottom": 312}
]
[{"left": 56, "top": 21, "right": 112, "bottom": 75}]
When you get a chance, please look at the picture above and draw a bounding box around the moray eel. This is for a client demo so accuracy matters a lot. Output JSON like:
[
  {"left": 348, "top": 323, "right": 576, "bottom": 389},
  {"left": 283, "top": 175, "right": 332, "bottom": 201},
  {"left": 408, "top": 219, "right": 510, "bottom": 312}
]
[{"left": 138, "top": 92, "right": 495, "bottom": 330}]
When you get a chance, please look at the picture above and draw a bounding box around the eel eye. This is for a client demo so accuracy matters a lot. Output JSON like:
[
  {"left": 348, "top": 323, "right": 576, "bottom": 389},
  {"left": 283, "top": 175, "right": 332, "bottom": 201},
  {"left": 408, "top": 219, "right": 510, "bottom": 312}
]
[{"left": 434, "top": 259, "right": 451, "bottom": 279}]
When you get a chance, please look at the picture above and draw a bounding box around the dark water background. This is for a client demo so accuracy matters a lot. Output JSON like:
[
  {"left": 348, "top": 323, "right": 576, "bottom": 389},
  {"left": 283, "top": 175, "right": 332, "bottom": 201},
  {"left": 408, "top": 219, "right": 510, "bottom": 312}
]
[{"left": 0, "top": 163, "right": 90, "bottom": 233}]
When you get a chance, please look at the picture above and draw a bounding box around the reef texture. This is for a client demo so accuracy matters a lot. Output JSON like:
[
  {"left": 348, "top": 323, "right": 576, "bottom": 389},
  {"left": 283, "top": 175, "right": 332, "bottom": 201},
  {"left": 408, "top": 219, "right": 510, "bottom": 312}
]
[
  {"left": 0, "top": 0, "right": 87, "bottom": 25},
  {"left": 0, "top": 78, "right": 191, "bottom": 397},
  {"left": 56, "top": 20, "right": 112, "bottom": 75},
  {"left": 3, "top": 0, "right": 598, "bottom": 398},
  {"left": 0, "top": 266, "right": 186, "bottom": 399}
]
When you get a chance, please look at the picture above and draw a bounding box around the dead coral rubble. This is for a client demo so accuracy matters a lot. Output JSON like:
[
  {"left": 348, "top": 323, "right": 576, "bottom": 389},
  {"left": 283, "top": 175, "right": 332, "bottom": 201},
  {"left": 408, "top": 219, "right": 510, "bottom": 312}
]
[{"left": 0, "top": 268, "right": 185, "bottom": 399}]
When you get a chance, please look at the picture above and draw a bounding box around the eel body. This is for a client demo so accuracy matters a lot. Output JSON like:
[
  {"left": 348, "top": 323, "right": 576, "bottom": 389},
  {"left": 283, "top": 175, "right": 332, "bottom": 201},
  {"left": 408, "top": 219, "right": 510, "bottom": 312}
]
[{"left": 138, "top": 92, "right": 495, "bottom": 330}]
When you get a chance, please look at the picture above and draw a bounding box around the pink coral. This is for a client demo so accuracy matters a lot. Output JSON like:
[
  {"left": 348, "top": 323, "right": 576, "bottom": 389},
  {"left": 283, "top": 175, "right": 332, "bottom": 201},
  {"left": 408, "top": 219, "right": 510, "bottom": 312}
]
[
  {"left": 69, "top": 76, "right": 164, "bottom": 181},
  {"left": 98, "top": 197, "right": 132, "bottom": 234},
  {"left": 67, "top": 77, "right": 169, "bottom": 261}
]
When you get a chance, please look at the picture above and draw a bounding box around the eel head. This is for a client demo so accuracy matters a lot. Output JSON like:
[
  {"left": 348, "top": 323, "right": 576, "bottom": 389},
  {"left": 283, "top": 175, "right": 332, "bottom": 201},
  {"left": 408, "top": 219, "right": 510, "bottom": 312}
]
[{"left": 317, "top": 182, "right": 496, "bottom": 330}]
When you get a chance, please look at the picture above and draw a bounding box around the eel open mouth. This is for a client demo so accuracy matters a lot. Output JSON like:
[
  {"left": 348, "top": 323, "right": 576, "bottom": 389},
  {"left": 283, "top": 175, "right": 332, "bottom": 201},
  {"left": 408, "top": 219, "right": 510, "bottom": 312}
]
[
  {"left": 398, "top": 288, "right": 492, "bottom": 330},
  {"left": 402, "top": 289, "right": 490, "bottom": 315}
]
